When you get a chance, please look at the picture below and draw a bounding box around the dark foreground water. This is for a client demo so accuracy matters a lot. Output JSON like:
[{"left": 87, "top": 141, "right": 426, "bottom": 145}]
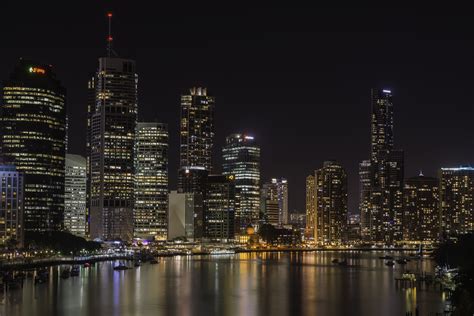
[{"left": 1, "top": 252, "right": 446, "bottom": 316}]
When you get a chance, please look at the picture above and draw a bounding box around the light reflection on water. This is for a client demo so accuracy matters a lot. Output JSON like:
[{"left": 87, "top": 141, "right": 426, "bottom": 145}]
[{"left": 1, "top": 252, "right": 446, "bottom": 316}]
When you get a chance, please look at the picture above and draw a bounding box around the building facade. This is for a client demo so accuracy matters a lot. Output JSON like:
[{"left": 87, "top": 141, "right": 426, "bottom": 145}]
[
  {"left": 0, "top": 165, "right": 24, "bottom": 247},
  {"left": 134, "top": 122, "right": 168, "bottom": 240},
  {"left": 261, "top": 178, "right": 288, "bottom": 226},
  {"left": 168, "top": 191, "right": 203, "bottom": 241},
  {"left": 178, "top": 87, "right": 214, "bottom": 193},
  {"left": 64, "top": 154, "right": 87, "bottom": 237},
  {"left": 0, "top": 59, "right": 66, "bottom": 233},
  {"left": 403, "top": 174, "right": 439, "bottom": 243},
  {"left": 305, "top": 174, "right": 316, "bottom": 237},
  {"left": 88, "top": 57, "right": 137, "bottom": 241},
  {"left": 203, "top": 175, "right": 235, "bottom": 241},
  {"left": 222, "top": 134, "right": 260, "bottom": 231},
  {"left": 439, "top": 167, "right": 474, "bottom": 237},
  {"left": 314, "top": 161, "right": 348, "bottom": 245}
]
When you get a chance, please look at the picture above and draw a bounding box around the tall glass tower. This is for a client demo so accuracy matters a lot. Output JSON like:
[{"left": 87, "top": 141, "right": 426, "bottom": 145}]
[
  {"left": 134, "top": 122, "right": 168, "bottom": 241},
  {"left": 1, "top": 59, "right": 66, "bottom": 233},
  {"left": 222, "top": 134, "right": 260, "bottom": 230},
  {"left": 88, "top": 57, "right": 138, "bottom": 242},
  {"left": 64, "top": 154, "right": 87, "bottom": 237}
]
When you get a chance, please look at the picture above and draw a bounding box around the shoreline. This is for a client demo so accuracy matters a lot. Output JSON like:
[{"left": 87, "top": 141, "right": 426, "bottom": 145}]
[{"left": 0, "top": 247, "right": 428, "bottom": 271}]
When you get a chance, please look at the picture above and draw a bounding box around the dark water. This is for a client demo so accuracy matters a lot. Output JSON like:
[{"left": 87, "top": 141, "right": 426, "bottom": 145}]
[{"left": 1, "top": 252, "right": 446, "bottom": 316}]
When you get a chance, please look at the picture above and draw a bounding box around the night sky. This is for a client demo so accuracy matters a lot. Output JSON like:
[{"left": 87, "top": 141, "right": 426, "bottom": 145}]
[{"left": 1, "top": 3, "right": 474, "bottom": 214}]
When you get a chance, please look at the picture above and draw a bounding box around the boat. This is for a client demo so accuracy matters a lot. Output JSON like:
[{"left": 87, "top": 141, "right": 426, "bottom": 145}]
[
  {"left": 113, "top": 264, "right": 129, "bottom": 271},
  {"left": 209, "top": 249, "right": 235, "bottom": 255},
  {"left": 150, "top": 258, "right": 159, "bottom": 264},
  {"left": 84, "top": 262, "right": 91, "bottom": 268},
  {"left": 134, "top": 261, "right": 141, "bottom": 267},
  {"left": 338, "top": 259, "right": 348, "bottom": 266},
  {"left": 379, "top": 255, "right": 394, "bottom": 260},
  {"left": 71, "top": 266, "right": 80, "bottom": 277},
  {"left": 385, "top": 260, "right": 395, "bottom": 267},
  {"left": 396, "top": 258, "right": 408, "bottom": 265},
  {"left": 60, "top": 268, "right": 71, "bottom": 279},
  {"left": 332, "top": 258, "right": 339, "bottom": 264}
]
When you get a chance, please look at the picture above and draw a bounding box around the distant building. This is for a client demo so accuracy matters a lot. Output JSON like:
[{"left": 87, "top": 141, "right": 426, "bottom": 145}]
[
  {"left": 305, "top": 175, "right": 316, "bottom": 236},
  {"left": 358, "top": 160, "right": 372, "bottom": 241},
  {"left": 203, "top": 175, "right": 235, "bottom": 241},
  {"left": 347, "top": 214, "right": 361, "bottom": 243},
  {"left": 261, "top": 178, "right": 288, "bottom": 226},
  {"left": 222, "top": 134, "right": 260, "bottom": 230},
  {"left": 0, "top": 165, "right": 24, "bottom": 247},
  {"left": 88, "top": 56, "right": 137, "bottom": 242},
  {"left": 290, "top": 213, "right": 306, "bottom": 229},
  {"left": 1, "top": 59, "right": 66, "bottom": 233},
  {"left": 403, "top": 174, "right": 439, "bottom": 243},
  {"left": 134, "top": 122, "right": 168, "bottom": 241},
  {"left": 315, "top": 161, "right": 348, "bottom": 245},
  {"left": 64, "top": 154, "right": 87, "bottom": 237},
  {"left": 168, "top": 191, "right": 203, "bottom": 241},
  {"left": 178, "top": 87, "right": 214, "bottom": 193},
  {"left": 439, "top": 166, "right": 474, "bottom": 237}
]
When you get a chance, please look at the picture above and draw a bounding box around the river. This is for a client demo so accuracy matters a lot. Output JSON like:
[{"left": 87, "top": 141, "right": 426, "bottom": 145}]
[{"left": 1, "top": 251, "right": 447, "bottom": 316}]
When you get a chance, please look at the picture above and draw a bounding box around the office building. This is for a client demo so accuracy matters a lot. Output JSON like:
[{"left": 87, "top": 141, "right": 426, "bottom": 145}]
[
  {"left": 439, "top": 166, "right": 474, "bottom": 237},
  {"left": 168, "top": 191, "right": 203, "bottom": 241},
  {"left": 305, "top": 174, "right": 316, "bottom": 237},
  {"left": 261, "top": 178, "right": 288, "bottom": 226},
  {"left": 1, "top": 59, "right": 66, "bottom": 232},
  {"left": 88, "top": 56, "right": 138, "bottom": 242},
  {"left": 134, "top": 122, "right": 168, "bottom": 240},
  {"left": 0, "top": 164, "right": 24, "bottom": 247},
  {"left": 64, "top": 154, "right": 87, "bottom": 237},
  {"left": 203, "top": 175, "right": 235, "bottom": 241},
  {"left": 403, "top": 173, "right": 439, "bottom": 243},
  {"left": 222, "top": 134, "right": 260, "bottom": 230},
  {"left": 314, "top": 161, "right": 348, "bottom": 245}
]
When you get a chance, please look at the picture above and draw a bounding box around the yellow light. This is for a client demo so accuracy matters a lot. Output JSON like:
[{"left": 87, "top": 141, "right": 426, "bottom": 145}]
[{"left": 29, "top": 67, "right": 46, "bottom": 75}]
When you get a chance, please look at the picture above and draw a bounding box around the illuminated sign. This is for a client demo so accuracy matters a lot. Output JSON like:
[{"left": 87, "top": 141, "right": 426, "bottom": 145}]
[
  {"left": 382, "top": 89, "right": 391, "bottom": 94},
  {"left": 29, "top": 67, "right": 46, "bottom": 75}
]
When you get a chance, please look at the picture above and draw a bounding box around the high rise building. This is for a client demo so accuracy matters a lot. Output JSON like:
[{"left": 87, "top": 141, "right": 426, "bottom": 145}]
[
  {"left": 0, "top": 59, "right": 66, "bottom": 233},
  {"left": 88, "top": 55, "right": 138, "bottom": 241},
  {"left": 314, "top": 161, "right": 348, "bottom": 245},
  {"left": 261, "top": 178, "right": 289, "bottom": 226},
  {"left": 203, "top": 175, "right": 235, "bottom": 241},
  {"left": 134, "top": 122, "right": 168, "bottom": 241},
  {"left": 64, "top": 154, "right": 87, "bottom": 237},
  {"left": 439, "top": 166, "right": 474, "bottom": 237},
  {"left": 0, "top": 164, "right": 24, "bottom": 247},
  {"left": 178, "top": 87, "right": 214, "bottom": 193},
  {"left": 222, "top": 134, "right": 260, "bottom": 230},
  {"left": 403, "top": 174, "right": 439, "bottom": 243},
  {"left": 305, "top": 174, "right": 316, "bottom": 237},
  {"left": 168, "top": 191, "right": 203, "bottom": 241},
  {"left": 360, "top": 89, "right": 404, "bottom": 244}
]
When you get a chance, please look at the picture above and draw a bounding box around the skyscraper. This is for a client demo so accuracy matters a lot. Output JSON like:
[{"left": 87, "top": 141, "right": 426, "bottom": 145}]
[
  {"left": 88, "top": 54, "right": 137, "bottom": 241},
  {"left": 64, "top": 154, "right": 87, "bottom": 237},
  {"left": 178, "top": 87, "right": 214, "bottom": 193},
  {"left": 203, "top": 175, "right": 235, "bottom": 241},
  {"left": 314, "top": 161, "right": 348, "bottom": 245},
  {"left": 168, "top": 190, "right": 203, "bottom": 241},
  {"left": 0, "top": 164, "right": 24, "bottom": 247},
  {"left": 134, "top": 122, "right": 168, "bottom": 241},
  {"left": 360, "top": 89, "right": 404, "bottom": 244},
  {"left": 1, "top": 59, "right": 66, "bottom": 233},
  {"left": 439, "top": 166, "right": 474, "bottom": 237},
  {"left": 261, "top": 178, "right": 289, "bottom": 226},
  {"left": 222, "top": 134, "right": 260, "bottom": 230},
  {"left": 403, "top": 173, "right": 439, "bottom": 243},
  {"left": 305, "top": 174, "right": 316, "bottom": 237}
]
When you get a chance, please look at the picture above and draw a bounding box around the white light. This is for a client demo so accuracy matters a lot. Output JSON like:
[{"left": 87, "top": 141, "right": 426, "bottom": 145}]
[{"left": 382, "top": 89, "right": 391, "bottom": 93}]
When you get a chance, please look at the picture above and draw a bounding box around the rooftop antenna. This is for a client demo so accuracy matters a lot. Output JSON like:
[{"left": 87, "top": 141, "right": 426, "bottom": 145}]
[{"left": 106, "top": 12, "right": 117, "bottom": 57}]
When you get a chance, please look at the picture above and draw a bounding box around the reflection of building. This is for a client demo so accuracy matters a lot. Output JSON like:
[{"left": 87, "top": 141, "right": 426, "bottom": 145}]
[
  {"left": 64, "top": 154, "right": 87, "bottom": 237},
  {"left": 134, "top": 122, "right": 168, "bottom": 241},
  {"left": 439, "top": 166, "right": 474, "bottom": 237},
  {"left": 315, "top": 161, "right": 348, "bottom": 245},
  {"left": 203, "top": 175, "right": 235, "bottom": 241},
  {"left": 88, "top": 56, "right": 137, "bottom": 242},
  {"left": 168, "top": 191, "right": 203, "bottom": 241},
  {"left": 222, "top": 134, "right": 260, "bottom": 230},
  {"left": 305, "top": 175, "right": 316, "bottom": 236},
  {"left": 403, "top": 173, "right": 439, "bottom": 242},
  {"left": 359, "top": 89, "right": 404, "bottom": 244},
  {"left": 1, "top": 59, "right": 66, "bottom": 232},
  {"left": 0, "top": 164, "right": 24, "bottom": 247},
  {"left": 261, "top": 178, "right": 288, "bottom": 225},
  {"left": 178, "top": 87, "right": 214, "bottom": 193}
]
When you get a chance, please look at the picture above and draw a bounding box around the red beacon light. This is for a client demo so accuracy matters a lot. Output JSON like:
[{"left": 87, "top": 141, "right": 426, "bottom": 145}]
[{"left": 107, "top": 12, "right": 113, "bottom": 17}]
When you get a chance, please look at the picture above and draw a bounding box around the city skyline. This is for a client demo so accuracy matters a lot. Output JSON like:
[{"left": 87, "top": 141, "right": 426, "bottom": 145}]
[{"left": 1, "top": 4, "right": 474, "bottom": 215}]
